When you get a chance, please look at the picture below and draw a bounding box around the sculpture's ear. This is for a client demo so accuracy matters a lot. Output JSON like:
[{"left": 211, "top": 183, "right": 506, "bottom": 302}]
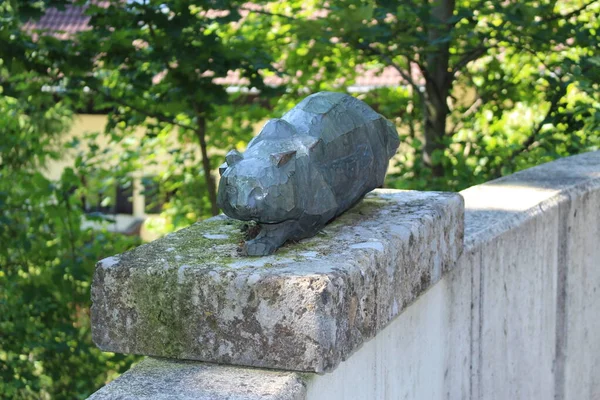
[
  {"left": 219, "top": 162, "right": 228, "bottom": 176},
  {"left": 270, "top": 150, "right": 296, "bottom": 167},
  {"left": 225, "top": 149, "right": 243, "bottom": 166},
  {"left": 307, "top": 138, "right": 322, "bottom": 152}
]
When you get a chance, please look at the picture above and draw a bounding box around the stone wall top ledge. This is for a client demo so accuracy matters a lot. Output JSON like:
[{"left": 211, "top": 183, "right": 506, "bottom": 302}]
[
  {"left": 88, "top": 358, "right": 305, "bottom": 400},
  {"left": 91, "top": 189, "right": 464, "bottom": 372}
]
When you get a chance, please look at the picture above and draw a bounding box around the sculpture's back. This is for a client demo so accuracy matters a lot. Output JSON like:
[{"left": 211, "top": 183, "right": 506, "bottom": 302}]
[
  {"left": 218, "top": 92, "right": 400, "bottom": 256},
  {"left": 281, "top": 92, "right": 399, "bottom": 212}
]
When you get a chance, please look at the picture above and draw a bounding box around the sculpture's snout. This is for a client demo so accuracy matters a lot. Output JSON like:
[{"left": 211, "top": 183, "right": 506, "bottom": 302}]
[
  {"left": 247, "top": 187, "right": 265, "bottom": 209},
  {"left": 218, "top": 175, "right": 263, "bottom": 221}
]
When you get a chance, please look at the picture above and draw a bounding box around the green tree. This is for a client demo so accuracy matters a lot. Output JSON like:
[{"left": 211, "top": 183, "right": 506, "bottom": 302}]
[
  {"left": 1, "top": 1, "right": 139, "bottom": 398},
  {"left": 245, "top": 0, "right": 600, "bottom": 190},
  {"left": 2, "top": 0, "right": 598, "bottom": 396},
  {"left": 62, "top": 0, "right": 279, "bottom": 217}
]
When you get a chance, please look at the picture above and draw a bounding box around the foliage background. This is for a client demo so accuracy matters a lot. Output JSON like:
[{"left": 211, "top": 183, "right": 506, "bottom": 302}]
[{"left": 1, "top": 0, "right": 598, "bottom": 398}]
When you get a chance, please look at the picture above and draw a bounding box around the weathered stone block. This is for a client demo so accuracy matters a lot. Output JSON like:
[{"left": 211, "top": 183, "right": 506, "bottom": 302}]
[
  {"left": 88, "top": 358, "right": 305, "bottom": 400},
  {"left": 91, "top": 189, "right": 464, "bottom": 372}
]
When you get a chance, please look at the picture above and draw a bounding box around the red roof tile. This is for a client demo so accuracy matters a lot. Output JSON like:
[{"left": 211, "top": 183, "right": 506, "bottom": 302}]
[
  {"left": 23, "top": 4, "right": 92, "bottom": 40},
  {"left": 25, "top": 3, "right": 413, "bottom": 88}
]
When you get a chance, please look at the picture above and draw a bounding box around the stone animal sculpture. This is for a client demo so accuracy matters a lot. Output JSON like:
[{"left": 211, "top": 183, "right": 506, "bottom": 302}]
[{"left": 217, "top": 91, "right": 400, "bottom": 256}]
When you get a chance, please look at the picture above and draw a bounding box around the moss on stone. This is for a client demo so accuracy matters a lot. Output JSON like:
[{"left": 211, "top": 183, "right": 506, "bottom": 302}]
[
  {"left": 298, "top": 372, "right": 317, "bottom": 382},
  {"left": 328, "top": 195, "right": 392, "bottom": 227},
  {"left": 275, "top": 238, "right": 322, "bottom": 258},
  {"left": 129, "top": 270, "right": 186, "bottom": 358},
  {"left": 132, "top": 193, "right": 393, "bottom": 272},
  {"left": 157, "top": 218, "right": 248, "bottom": 267}
]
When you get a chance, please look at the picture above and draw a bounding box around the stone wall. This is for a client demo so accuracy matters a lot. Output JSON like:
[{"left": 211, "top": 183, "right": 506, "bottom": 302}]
[{"left": 88, "top": 151, "right": 600, "bottom": 400}]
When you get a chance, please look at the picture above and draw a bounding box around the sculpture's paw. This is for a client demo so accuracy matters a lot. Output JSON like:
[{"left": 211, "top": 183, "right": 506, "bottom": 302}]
[{"left": 243, "top": 238, "right": 279, "bottom": 257}]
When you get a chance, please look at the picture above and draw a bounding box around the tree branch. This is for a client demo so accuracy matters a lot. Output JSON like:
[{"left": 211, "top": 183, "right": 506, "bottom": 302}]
[
  {"left": 542, "top": 0, "right": 598, "bottom": 22},
  {"left": 192, "top": 102, "right": 219, "bottom": 216},
  {"left": 452, "top": 46, "right": 488, "bottom": 75},
  {"left": 512, "top": 42, "right": 565, "bottom": 80},
  {"left": 355, "top": 42, "right": 424, "bottom": 101},
  {"left": 447, "top": 97, "right": 482, "bottom": 135},
  {"left": 494, "top": 84, "right": 567, "bottom": 177},
  {"left": 239, "top": 6, "right": 297, "bottom": 21},
  {"left": 95, "top": 88, "right": 197, "bottom": 132}
]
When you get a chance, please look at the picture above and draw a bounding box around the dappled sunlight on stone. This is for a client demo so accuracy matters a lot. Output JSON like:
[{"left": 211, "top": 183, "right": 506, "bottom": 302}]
[{"left": 463, "top": 184, "right": 558, "bottom": 212}]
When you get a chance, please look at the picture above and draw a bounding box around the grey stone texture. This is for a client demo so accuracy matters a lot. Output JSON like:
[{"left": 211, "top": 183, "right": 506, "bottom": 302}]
[
  {"left": 562, "top": 177, "right": 600, "bottom": 400},
  {"left": 87, "top": 358, "right": 305, "bottom": 400},
  {"left": 463, "top": 150, "right": 600, "bottom": 399},
  {"left": 89, "top": 151, "right": 600, "bottom": 400},
  {"left": 91, "top": 189, "right": 464, "bottom": 372},
  {"left": 217, "top": 92, "right": 400, "bottom": 255}
]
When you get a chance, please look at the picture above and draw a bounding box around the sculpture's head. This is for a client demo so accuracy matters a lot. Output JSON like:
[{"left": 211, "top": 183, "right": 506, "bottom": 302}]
[{"left": 217, "top": 119, "right": 316, "bottom": 223}]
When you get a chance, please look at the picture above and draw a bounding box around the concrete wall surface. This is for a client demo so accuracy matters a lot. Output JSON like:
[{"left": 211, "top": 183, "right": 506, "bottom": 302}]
[{"left": 88, "top": 151, "right": 600, "bottom": 400}]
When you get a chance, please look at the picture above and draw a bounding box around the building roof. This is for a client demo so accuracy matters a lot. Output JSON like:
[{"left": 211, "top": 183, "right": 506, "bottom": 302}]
[
  {"left": 23, "top": 4, "right": 92, "bottom": 40},
  {"left": 25, "top": 4, "right": 410, "bottom": 89}
]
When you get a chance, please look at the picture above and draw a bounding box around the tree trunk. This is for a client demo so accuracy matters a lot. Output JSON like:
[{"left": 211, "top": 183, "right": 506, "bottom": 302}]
[
  {"left": 422, "top": 87, "right": 449, "bottom": 178},
  {"left": 422, "top": 0, "right": 455, "bottom": 178},
  {"left": 195, "top": 116, "right": 219, "bottom": 216}
]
